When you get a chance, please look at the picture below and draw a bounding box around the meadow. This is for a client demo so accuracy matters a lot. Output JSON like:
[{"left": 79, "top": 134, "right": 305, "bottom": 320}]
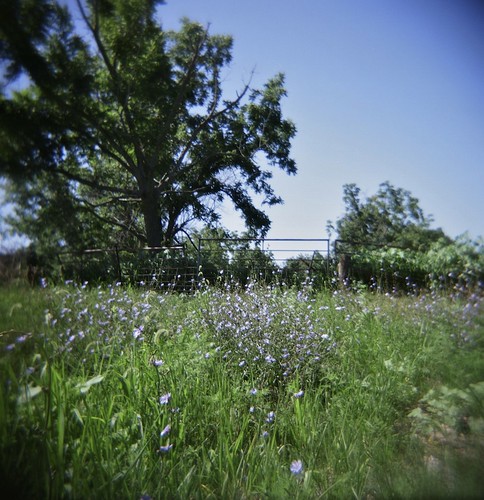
[{"left": 1, "top": 279, "right": 483, "bottom": 499}]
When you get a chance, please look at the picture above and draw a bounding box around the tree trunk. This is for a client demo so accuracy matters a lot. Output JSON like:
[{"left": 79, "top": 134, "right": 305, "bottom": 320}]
[{"left": 141, "top": 188, "right": 163, "bottom": 247}]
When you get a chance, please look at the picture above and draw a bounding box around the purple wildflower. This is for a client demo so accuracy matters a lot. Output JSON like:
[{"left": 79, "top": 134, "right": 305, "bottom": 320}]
[
  {"left": 160, "top": 424, "right": 171, "bottom": 438},
  {"left": 133, "top": 325, "right": 144, "bottom": 340},
  {"left": 159, "top": 393, "right": 171, "bottom": 405},
  {"left": 290, "top": 459, "right": 304, "bottom": 475}
]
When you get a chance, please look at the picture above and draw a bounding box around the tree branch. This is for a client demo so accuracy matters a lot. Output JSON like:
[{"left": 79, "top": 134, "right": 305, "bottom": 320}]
[
  {"left": 75, "top": 0, "right": 146, "bottom": 170},
  {"left": 157, "top": 27, "right": 210, "bottom": 143},
  {"left": 56, "top": 167, "right": 138, "bottom": 196},
  {"left": 173, "top": 78, "right": 252, "bottom": 177},
  {"left": 75, "top": 196, "right": 146, "bottom": 242}
]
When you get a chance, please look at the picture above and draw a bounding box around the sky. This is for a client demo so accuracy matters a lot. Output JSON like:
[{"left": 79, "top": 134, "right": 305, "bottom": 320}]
[
  {"left": 158, "top": 0, "right": 484, "bottom": 241},
  {"left": 1, "top": 0, "right": 483, "bottom": 251}
]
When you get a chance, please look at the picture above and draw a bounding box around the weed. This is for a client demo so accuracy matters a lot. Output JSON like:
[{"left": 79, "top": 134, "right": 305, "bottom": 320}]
[{"left": 0, "top": 281, "right": 482, "bottom": 498}]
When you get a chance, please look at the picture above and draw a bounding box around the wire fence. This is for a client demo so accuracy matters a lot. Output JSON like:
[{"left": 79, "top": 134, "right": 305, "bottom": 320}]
[
  {"left": 1, "top": 239, "right": 332, "bottom": 290},
  {"left": 196, "top": 238, "right": 331, "bottom": 286},
  {"left": 3, "top": 237, "right": 479, "bottom": 293}
]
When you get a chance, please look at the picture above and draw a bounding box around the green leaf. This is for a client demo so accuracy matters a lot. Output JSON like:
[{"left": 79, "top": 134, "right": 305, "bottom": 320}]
[
  {"left": 18, "top": 384, "right": 43, "bottom": 404},
  {"left": 77, "top": 374, "right": 104, "bottom": 394}
]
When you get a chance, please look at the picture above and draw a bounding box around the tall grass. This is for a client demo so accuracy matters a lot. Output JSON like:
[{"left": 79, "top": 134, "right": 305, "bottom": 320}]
[{"left": 1, "top": 281, "right": 483, "bottom": 498}]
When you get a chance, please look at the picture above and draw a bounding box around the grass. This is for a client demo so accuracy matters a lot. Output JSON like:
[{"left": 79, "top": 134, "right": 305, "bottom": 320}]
[{"left": 0, "top": 280, "right": 483, "bottom": 498}]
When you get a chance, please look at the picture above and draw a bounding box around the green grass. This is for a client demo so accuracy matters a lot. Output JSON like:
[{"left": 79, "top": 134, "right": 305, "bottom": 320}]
[{"left": 1, "top": 282, "right": 483, "bottom": 498}]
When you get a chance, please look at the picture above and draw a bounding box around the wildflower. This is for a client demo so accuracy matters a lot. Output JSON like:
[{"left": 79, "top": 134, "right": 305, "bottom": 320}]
[
  {"left": 265, "top": 354, "right": 276, "bottom": 364},
  {"left": 159, "top": 393, "right": 171, "bottom": 405},
  {"left": 290, "top": 459, "right": 304, "bottom": 475},
  {"left": 266, "top": 411, "right": 275, "bottom": 423},
  {"left": 160, "top": 424, "right": 171, "bottom": 438},
  {"left": 249, "top": 406, "right": 255, "bottom": 413},
  {"left": 250, "top": 388, "right": 257, "bottom": 396},
  {"left": 158, "top": 444, "right": 173, "bottom": 453},
  {"left": 152, "top": 359, "right": 164, "bottom": 367},
  {"left": 293, "top": 390, "right": 304, "bottom": 399},
  {"left": 133, "top": 325, "right": 144, "bottom": 340}
]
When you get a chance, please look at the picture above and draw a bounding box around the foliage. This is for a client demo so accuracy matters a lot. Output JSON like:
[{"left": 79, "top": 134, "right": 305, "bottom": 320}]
[
  {"left": 1, "top": 281, "right": 483, "bottom": 498},
  {"left": 0, "top": 0, "right": 296, "bottom": 250},
  {"left": 425, "top": 233, "right": 484, "bottom": 289},
  {"left": 345, "top": 234, "right": 484, "bottom": 293},
  {"left": 228, "top": 240, "right": 279, "bottom": 284},
  {"left": 281, "top": 252, "right": 329, "bottom": 288},
  {"left": 326, "top": 182, "right": 484, "bottom": 292},
  {"left": 328, "top": 182, "right": 450, "bottom": 251}
]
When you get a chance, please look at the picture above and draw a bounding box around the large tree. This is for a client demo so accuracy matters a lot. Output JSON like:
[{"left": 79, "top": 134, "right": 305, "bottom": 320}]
[
  {"left": 328, "top": 182, "right": 450, "bottom": 251},
  {"left": 0, "top": 0, "right": 296, "bottom": 250}
]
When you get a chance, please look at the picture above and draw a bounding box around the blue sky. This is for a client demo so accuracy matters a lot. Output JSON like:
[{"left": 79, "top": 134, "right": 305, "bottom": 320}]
[
  {"left": 1, "top": 0, "right": 483, "bottom": 251},
  {"left": 159, "top": 0, "right": 484, "bottom": 240}
]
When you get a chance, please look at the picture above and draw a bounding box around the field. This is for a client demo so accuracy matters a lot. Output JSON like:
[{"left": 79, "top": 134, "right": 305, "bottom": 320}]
[{"left": 1, "top": 280, "right": 483, "bottom": 499}]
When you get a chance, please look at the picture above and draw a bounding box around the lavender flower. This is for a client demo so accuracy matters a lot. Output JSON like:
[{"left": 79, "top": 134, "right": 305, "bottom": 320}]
[
  {"left": 133, "top": 325, "right": 144, "bottom": 340},
  {"left": 290, "top": 459, "right": 304, "bottom": 475},
  {"left": 160, "top": 424, "right": 171, "bottom": 438},
  {"left": 159, "top": 393, "right": 171, "bottom": 405},
  {"left": 293, "top": 390, "right": 304, "bottom": 399},
  {"left": 158, "top": 444, "right": 173, "bottom": 453}
]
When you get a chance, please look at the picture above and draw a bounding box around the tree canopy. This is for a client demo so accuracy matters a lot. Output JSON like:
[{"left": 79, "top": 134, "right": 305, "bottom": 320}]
[
  {"left": 0, "top": 0, "right": 296, "bottom": 251},
  {"left": 328, "top": 182, "right": 450, "bottom": 251}
]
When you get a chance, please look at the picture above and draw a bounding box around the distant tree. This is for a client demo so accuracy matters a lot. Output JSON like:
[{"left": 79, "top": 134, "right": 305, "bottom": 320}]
[
  {"left": 229, "top": 237, "right": 278, "bottom": 284},
  {"left": 189, "top": 226, "right": 234, "bottom": 278},
  {"left": 281, "top": 252, "right": 327, "bottom": 286},
  {"left": 328, "top": 182, "right": 450, "bottom": 251},
  {"left": 0, "top": 0, "right": 296, "bottom": 251}
]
